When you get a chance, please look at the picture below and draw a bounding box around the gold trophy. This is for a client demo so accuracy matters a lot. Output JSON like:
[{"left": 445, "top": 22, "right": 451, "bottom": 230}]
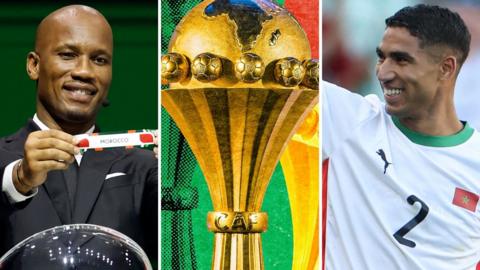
[{"left": 161, "top": 1, "right": 318, "bottom": 269}]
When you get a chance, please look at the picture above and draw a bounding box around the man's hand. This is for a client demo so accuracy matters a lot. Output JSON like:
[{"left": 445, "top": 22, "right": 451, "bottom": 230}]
[{"left": 13, "top": 130, "right": 79, "bottom": 194}]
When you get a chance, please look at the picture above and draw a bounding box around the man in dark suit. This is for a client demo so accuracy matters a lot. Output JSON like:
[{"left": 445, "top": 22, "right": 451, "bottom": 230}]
[{"left": 0, "top": 5, "right": 157, "bottom": 261}]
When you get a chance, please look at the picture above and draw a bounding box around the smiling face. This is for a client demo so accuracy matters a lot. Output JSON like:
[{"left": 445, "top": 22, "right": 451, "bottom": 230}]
[
  {"left": 28, "top": 6, "right": 113, "bottom": 132},
  {"left": 375, "top": 27, "right": 443, "bottom": 119}
]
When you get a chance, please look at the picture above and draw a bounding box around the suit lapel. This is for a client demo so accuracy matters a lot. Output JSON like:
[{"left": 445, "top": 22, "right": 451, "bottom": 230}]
[
  {"left": 72, "top": 148, "right": 123, "bottom": 223},
  {"left": 43, "top": 170, "right": 72, "bottom": 224}
]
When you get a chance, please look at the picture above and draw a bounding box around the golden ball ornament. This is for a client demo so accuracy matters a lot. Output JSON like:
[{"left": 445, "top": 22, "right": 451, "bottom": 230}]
[
  {"left": 234, "top": 53, "right": 265, "bottom": 83},
  {"left": 274, "top": 57, "right": 305, "bottom": 87},
  {"left": 161, "top": 53, "right": 189, "bottom": 84},
  {"left": 301, "top": 59, "right": 319, "bottom": 90},
  {"left": 191, "top": 53, "right": 223, "bottom": 82}
]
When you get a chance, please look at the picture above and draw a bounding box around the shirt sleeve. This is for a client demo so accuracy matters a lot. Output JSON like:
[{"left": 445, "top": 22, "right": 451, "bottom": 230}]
[
  {"left": 2, "top": 159, "right": 38, "bottom": 203},
  {"left": 322, "top": 81, "right": 380, "bottom": 159}
]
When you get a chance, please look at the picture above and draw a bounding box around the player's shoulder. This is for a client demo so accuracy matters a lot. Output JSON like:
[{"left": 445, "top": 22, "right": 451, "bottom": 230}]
[
  {"left": 466, "top": 128, "right": 480, "bottom": 145},
  {"left": 364, "top": 94, "right": 384, "bottom": 112},
  {"left": 322, "top": 80, "right": 355, "bottom": 96},
  {"left": 449, "top": 127, "right": 480, "bottom": 159},
  {"left": 322, "top": 80, "right": 384, "bottom": 109}
]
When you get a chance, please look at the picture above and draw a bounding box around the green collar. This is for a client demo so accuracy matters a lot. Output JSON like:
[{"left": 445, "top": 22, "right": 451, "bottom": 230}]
[{"left": 392, "top": 117, "right": 474, "bottom": 147}]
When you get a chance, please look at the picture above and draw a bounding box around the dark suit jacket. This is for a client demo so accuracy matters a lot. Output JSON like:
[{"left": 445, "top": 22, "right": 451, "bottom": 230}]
[{"left": 0, "top": 120, "right": 158, "bottom": 260}]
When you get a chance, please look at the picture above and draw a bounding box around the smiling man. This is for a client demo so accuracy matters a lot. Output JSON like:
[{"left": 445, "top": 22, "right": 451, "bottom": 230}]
[
  {"left": 0, "top": 5, "right": 157, "bottom": 262},
  {"left": 30, "top": 6, "right": 113, "bottom": 135},
  {"left": 323, "top": 4, "right": 480, "bottom": 270}
]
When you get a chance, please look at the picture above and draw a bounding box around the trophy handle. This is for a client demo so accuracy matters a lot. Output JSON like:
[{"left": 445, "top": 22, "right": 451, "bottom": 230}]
[{"left": 280, "top": 107, "right": 319, "bottom": 270}]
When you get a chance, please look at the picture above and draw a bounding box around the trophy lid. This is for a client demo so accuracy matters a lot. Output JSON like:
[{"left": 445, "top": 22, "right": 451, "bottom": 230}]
[{"left": 162, "top": 0, "right": 317, "bottom": 90}]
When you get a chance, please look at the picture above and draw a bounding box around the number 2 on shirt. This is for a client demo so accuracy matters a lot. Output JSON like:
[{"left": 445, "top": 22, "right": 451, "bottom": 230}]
[{"left": 393, "top": 195, "right": 429, "bottom": 248}]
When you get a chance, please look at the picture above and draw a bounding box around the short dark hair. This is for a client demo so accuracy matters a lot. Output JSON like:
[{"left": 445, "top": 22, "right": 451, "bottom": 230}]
[{"left": 385, "top": 4, "right": 471, "bottom": 65}]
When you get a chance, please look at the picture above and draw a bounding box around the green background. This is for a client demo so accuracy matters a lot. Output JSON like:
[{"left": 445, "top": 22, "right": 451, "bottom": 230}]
[
  {"left": 0, "top": 0, "right": 157, "bottom": 137},
  {"left": 161, "top": 0, "right": 294, "bottom": 269}
]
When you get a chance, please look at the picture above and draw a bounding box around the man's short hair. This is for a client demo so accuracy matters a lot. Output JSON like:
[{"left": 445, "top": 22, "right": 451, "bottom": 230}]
[{"left": 385, "top": 4, "right": 471, "bottom": 65}]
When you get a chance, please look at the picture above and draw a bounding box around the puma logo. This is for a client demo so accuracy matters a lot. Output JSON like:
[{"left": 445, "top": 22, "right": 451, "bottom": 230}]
[{"left": 376, "top": 149, "right": 392, "bottom": 174}]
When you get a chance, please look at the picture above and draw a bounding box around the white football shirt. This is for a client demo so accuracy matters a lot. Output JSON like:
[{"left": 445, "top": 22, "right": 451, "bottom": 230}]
[{"left": 322, "top": 81, "right": 480, "bottom": 270}]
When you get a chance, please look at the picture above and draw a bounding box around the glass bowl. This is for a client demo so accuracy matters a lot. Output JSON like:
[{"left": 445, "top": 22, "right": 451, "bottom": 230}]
[{"left": 0, "top": 224, "right": 152, "bottom": 270}]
